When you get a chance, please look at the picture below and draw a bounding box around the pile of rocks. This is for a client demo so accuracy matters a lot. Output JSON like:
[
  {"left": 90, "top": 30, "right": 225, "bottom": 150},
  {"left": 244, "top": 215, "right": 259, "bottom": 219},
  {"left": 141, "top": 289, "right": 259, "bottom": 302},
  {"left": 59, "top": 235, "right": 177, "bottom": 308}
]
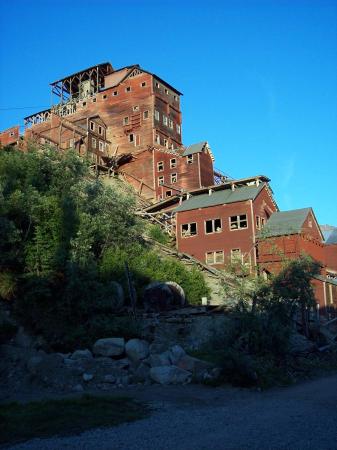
[{"left": 1, "top": 332, "right": 220, "bottom": 394}]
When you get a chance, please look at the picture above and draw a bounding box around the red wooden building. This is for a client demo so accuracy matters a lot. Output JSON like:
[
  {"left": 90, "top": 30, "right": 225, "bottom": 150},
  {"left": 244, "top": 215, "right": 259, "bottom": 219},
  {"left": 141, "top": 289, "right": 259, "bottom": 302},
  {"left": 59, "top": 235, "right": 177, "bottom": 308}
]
[{"left": 0, "top": 125, "right": 20, "bottom": 147}]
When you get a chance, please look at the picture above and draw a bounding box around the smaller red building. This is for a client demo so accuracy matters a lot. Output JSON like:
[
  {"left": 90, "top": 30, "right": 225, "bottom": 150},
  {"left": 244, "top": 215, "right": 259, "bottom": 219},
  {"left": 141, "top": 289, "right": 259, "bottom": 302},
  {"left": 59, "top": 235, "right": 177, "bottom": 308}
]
[{"left": 0, "top": 125, "right": 20, "bottom": 147}]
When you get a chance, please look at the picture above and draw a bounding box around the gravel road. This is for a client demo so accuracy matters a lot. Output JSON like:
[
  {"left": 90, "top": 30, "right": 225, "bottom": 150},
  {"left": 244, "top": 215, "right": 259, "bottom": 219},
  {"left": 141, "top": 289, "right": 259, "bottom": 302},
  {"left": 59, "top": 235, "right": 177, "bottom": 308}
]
[{"left": 7, "top": 374, "right": 337, "bottom": 450}]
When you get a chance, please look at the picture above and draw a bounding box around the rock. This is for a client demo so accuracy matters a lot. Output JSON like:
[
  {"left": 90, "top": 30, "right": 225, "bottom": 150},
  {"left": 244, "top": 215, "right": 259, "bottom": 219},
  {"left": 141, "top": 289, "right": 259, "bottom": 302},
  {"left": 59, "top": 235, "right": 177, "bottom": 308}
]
[
  {"left": 149, "top": 351, "right": 172, "bottom": 367},
  {"left": 82, "top": 373, "right": 94, "bottom": 382},
  {"left": 93, "top": 338, "right": 125, "bottom": 357},
  {"left": 143, "top": 282, "right": 174, "bottom": 312},
  {"left": 165, "top": 282, "right": 186, "bottom": 307},
  {"left": 71, "top": 349, "right": 93, "bottom": 360},
  {"left": 289, "top": 333, "right": 317, "bottom": 355},
  {"left": 113, "top": 358, "right": 131, "bottom": 370},
  {"left": 169, "top": 345, "right": 186, "bottom": 364},
  {"left": 117, "top": 375, "right": 130, "bottom": 386},
  {"left": 133, "top": 362, "right": 150, "bottom": 382},
  {"left": 104, "top": 375, "right": 116, "bottom": 384},
  {"left": 125, "top": 339, "right": 149, "bottom": 362},
  {"left": 73, "top": 384, "right": 84, "bottom": 392},
  {"left": 150, "top": 365, "right": 192, "bottom": 385},
  {"left": 176, "top": 355, "right": 213, "bottom": 378}
]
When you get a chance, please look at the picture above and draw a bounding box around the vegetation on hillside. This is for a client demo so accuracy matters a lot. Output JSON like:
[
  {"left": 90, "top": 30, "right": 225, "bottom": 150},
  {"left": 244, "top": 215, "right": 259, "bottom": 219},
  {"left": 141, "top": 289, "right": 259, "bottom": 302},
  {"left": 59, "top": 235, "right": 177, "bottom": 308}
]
[{"left": 0, "top": 146, "right": 209, "bottom": 350}]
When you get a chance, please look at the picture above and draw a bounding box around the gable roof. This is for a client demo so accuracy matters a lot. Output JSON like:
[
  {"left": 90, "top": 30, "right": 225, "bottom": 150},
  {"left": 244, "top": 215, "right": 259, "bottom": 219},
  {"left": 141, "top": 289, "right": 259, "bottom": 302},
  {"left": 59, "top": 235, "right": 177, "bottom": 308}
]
[
  {"left": 259, "top": 208, "right": 312, "bottom": 238},
  {"left": 182, "top": 142, "right": 207, "bottom": 156},
  {"left": 174, "top": 183, "right": 265, "bottom": 213}
]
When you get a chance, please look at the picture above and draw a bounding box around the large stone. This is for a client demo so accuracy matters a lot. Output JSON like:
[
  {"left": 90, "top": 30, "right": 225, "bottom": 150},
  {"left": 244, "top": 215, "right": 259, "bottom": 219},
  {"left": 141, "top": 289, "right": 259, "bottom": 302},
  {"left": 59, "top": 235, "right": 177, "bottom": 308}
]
[
  {"left": 169, "top": 345, "right": 186, "bottom": 364},
  {"left": 93, "top": 338, "right": 125, "bottom": 357},
  {"left": 82, "top": 373, "right": 94, "bottom": 382},
  {"left": 143, "top": 282, "right": 174, "bottom": 312},
  {"left": 71, "top": 349, "right": 93, "bottom": 360},
  {"left": 125, "top": 339, "right": 149, "bottom": 362},
  {"left": 150, "top": 365, "right": 192, "bottom": 385},
  {"left": 149, "top": 351, "right": 172, "bottom": 367},
  {"left": 133, "top": 363, "right": 151, "bottom": 382},
  {"left": 289, "top": 333, "right": 317, "bottom": 355},
  {"left": 165, "top": 282, "right": 186, "bottom": 307}
]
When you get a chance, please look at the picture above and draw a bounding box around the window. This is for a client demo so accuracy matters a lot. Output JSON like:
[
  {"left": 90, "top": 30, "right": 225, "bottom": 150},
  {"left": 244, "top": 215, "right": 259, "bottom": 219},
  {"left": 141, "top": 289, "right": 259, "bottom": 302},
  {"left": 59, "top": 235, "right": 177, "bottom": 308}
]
[
  {"left": 69, "top": 138, "right": 74, "bottom": 147},
  {"left": 181, "top": 223, "right": 197, "bottom": 237},
  {"left": 168, "top": 118, "right": 173, "bottom": 129},
  {"left": 90, "top": 121, "right": 95, "bottom": 131},
  {"left": 171, "top": 173, "right": 177, "bottom": 183},
  {"left": 164, "top": 139, "right": 168, "bottom": 148},
  {"left": 103, "top": 94, "right": 107, "bottom": 99},
  {"left": 92, "top": 98, "right": 96, "bottom": 102},
  {"left": 98, "top": 126, "right": 103, "bottom": 135},
  {"left": 143, "top": 110, "right": 149, "bottom": 119},
  {"left": 176, "top": 124, "right": 181, "bottom": 134},
  {"left": 231, "top": 249, "right": 242, "bottom": 263},
  {"left": 166, "top": 190, "right": 172, "bottom": 197},
  {"left": 308, "top": 220, "right": 312, "bottom": 228},
  {"left": 133, "top": 105, "right": 139, "bottom": 112},
  {"left": 154, "top": 110, "right": 160, "bottom": 121},
  {"left": 186, "top": 154, "right": 193, "bottom": 164},
  {"left": 256, "top": 216, "right": 261, "bottom": 229},
  {"left": 164, "top": 88, "right": 169, "bottom": 95},
  {"left": 123, "top": 116, "right": 129, "bottom": 125},
  {"left": 92, "top": 137, "right": 97, "bottom": 148},
  {"left": 129, "top": 133, "right": 134, "bottom": 143},
  {"left": 113, "top": 91, "right": 118, "bottom": 96},
  {"left": 158, "top": 176, "right": 164, "bottom": 186},
  {"left": 155, "top": 134, "right": 160, "bottom": 144},
  {"left": 141, "top": 82, "right": 146, "bottom": 87},
  {"left": 170, "top": 143, "right": 175, "bottom": 150},
  {"left": 205, "top": 218, "right": 222, "bottom": 234},
  {"left": 157, "top": 161, "right": 164, "bottom": 171},
  {"left": 261, "top": 217, "right": 265, "bottom": 228},
  {"left": 99, "top": 141, "right": 104, "bottom": 152},
  {"left": 155, "top": 82, "right": 160, "bottom": 88},
  {"left": 125, "top": 86, "right": 131, "bottom": 92},
  {"left": 206, "top": 251, "right": 224, "bottom": 265},
  {"left": 170, "top": 158, "right": 177, "bottom": 168},
  {"left": 230, "top": 214, "right": 248, "bottom": 230},
  {"left": 163, "top": 115, "right": 168, "bottom": 126},
  {"left": 174, "top": 95, "right": 178, "bottom": 101},
  {"left": 82, "top": 102, "right": 87, "bottom": 106}
]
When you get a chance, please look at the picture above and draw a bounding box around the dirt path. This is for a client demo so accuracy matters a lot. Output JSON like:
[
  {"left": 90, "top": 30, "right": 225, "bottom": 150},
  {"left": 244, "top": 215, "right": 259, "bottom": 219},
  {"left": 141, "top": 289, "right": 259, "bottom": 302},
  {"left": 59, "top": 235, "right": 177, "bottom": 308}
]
[{"left": 6, "top": 374, "right": 337, "bottom": 450}]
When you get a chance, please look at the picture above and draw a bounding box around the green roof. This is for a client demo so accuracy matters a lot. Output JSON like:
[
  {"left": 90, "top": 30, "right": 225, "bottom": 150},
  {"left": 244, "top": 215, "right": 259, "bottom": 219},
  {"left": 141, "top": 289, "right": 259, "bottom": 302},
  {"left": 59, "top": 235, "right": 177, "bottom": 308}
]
[
  {"left": 314, "top": 275, "right": 337, "bottom": 286},
  {"left": 259, "top": 208, "right": 311, "bottom": 238},
  {"left": 182, "top": 142, "right": 207, "bottom": 156},
  {"left": 174, "top": 183, "right": 265, "bottom": 213}
]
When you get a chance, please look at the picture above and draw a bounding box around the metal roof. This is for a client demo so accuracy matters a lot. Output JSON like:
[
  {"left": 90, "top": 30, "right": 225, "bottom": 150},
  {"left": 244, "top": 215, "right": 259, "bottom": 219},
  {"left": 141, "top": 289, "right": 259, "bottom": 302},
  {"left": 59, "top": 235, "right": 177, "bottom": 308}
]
[
  {"left": 325, "top": 228, "right": 337, "bottom": 244},
  {"left": 174, "top": 183, "right": 265, "bottom": 213},
  {"left": 182, "top": 142, "right": 207, "bottom": 156},
  {"left": 258, "top": 208, "right": 312, "bottom": 238}
]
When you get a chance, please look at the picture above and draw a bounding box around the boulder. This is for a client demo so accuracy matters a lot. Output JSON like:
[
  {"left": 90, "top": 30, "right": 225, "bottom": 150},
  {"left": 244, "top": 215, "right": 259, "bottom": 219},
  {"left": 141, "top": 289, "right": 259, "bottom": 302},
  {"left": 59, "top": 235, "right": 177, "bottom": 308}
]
[
  {"left": 176, "top": 355, "right": 213, "bottom": 377},
  {"left": 93, "top": 338, "right": 125, "bottom": 357},
  {"left": 125, "top": 339, "right": 149, "bottom": 362},
  {"left": 149, "top": 351, "right": 172, "bottom": 367},
  {"left": 104, "top": 375, "right": 116, "bottom": 384},
  {"left": 82, "top": 373, "right": 94, "bottom": 382},
  {"left": 133, "top": 363, "right": 151, "bottom": 382},
  {"left": 71, "top": 349, "right": 93, "bottom": 360},
  {"left": 165, "top": 282, "right": 186, "bottom": 307},
  {"left": 289, "top": 333, "right": 317, "bottom": 355},
  {"left": 169, "top": 345, "right": 186, "bottom": 364},
  {"left": 143, "top": 282, "right": 174, "bottom": 312},
  {"left": 150, "top": 365, "right": 192, "bottom": 385}
]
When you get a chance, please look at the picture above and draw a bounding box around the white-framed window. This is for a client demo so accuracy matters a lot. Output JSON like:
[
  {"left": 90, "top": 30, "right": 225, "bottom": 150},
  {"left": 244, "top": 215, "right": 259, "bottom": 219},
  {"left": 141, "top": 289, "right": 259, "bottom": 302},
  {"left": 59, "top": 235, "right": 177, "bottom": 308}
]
[
  {"left": 166, "top": 190, "right": 172, "bottom": 197},
  {"left": 98, "top": 126, "right": 103, "bottom": 135},
  {"left": 169, "top": 118, "right": 173, "bottom": 129},
  {"left": 231, "top": 248, "right": 243, "bottom": 263},
  {"left": 113, "top": 91, "right": 118, "bottom": 96},
  {"left": 133, "top": 105, "right": 139, "bottom": 112},
  {"left": 170, "top": 158, "right": 177, "bottom": 168},
  {"left": 123, "top": 116, "right": 129, "bottom": 125},
  {"left": 181, "top": 222, "right": 197, "bottom": 237},
  {"left": 90, "top": 121, "right": 95, "bottom": 131},
  {"left": 205, "top": 218, "right": 222, "bottom": 234},
  {"left": 206, "top": 251, "right": 224, "bottom": 265},
  {"left": 171, "top": 173, "right": 177, "bottom": 183},
  {"left": 129, "top": 133, "right": 134, "bottom": 143},
  {"left": 155, "top": 134, "right": 160, "bottom": 145},
  {"left": 92, "top": 98, "right": 96, "bottom": 103},
  {"left": 164, "top": 139, "right": 168, "bottom": 148},
  {"left": 230, "top": 214, "right": 248, "bottom": 230},
  {"left": 163, "top": 115, "right": 168, "bottom": 126},
  {"left": 157, "top": 161, "right": 164, "bottom": 171},
  {"left": 141, "top": 81, "right": 146, "bottom": 87},
  {"left": 154, "top": 110, "right": 160, "bottom": 121},
  {"left": 158, "top": 176, "right": 164, "bottom": 186},
  {"left": 186, "top": 154, "right": 193, "bottom": 164},
  {"left": 176, "top": 124, "right": 181, "bottom": 134},
  {"left": 99, "top": 141, "right": 104, "bottom": 152},
  {"left": 92, "top": 137, "right": 97, "bottom": 148},
  {"left": 256, "top": 216, "right": 261, "bottom": 229},
  {"left": 155, "top": 82, "right": 160, "bottom": 88},
  {"left": 174, "top": 95, "right": 178, "bottom": 101},
  {"left": 164, "top": 88, "right": 169, "bottom": 95},
  {"left": 125, "top": 86, "right": 131, "bottom": 92},
  {"left": 9, "top": 131, "right": 15, "bottom": 137},
  {"left": 143, "top": 110, "right": 149, "bottom": 119}
]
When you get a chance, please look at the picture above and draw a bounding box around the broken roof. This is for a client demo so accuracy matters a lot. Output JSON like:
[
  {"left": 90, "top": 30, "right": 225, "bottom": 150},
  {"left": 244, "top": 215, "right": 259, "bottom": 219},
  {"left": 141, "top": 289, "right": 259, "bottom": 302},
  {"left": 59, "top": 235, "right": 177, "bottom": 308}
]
[
  {"left": 182, "top": 142, "right": 208, "bottom": 156},
  {"left": 258, "top": 208, "right": 312, "bottom": 238},
  {"left": 325, "top": 228, "right": 337, "bottom": 245},
  {"left": 174, "top": 183, "right": 265, "bottom": 213}
]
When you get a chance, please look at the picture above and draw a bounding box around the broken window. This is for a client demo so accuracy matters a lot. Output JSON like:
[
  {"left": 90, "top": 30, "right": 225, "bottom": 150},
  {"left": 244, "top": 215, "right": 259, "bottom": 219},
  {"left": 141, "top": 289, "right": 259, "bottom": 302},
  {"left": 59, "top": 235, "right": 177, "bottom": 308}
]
[
  {"left": 170, "top": 158, "right": 177, "bottom": 168},
  {"left": 133, "top": 105, "right": 139, "bottom": 112},
  {"left": 155, "top": 135, "right": 160, "bottom": 144},
  {"left": 155, "top": 82, "right": 160, "bottom": 88},
  {"left": 125, "top": 86, "right": 131, "bottom": 92},
  {"left": 99, "top": 141, "right": 104, "bottom": 152},
  {"left": 261, "top": 217, "right": 265, "bottom": 228},
  {"left": 166, "top": 190, "right": 172, "bottom": 197},
  {"left": 171, "top": 173, "right": 177, "bottom": 183},
  {"left": 143, "top": 110, "right": 149, "bottom": 119},
  {"left": 98, "top": 126, "right": 103, "bottom": 135},
  {"left": 186, "top": 154, "right": 193, "bottom": 164},
  {"left": 92, "top": 98, "right": 96, "bottom": 102},
  {"left": 181, "top": 223, "right": 197, "bottom": 237},
  {"left": 113, "top": 91, "right": 118, "bottom": 96},
  {"left": 154, "top": 110, "right": 160, "bottom": 121},
  {"left": 205, "top": 218, "right": 222, "bottom": 234},
  {"left": 141, "top": 82, "right": 146, "bottom": 87},
  {"left": 231, "top": 248, "right": 242, "bottom": 263},
  {"left": 206, "top": 251, "right": 224, "bottom": 265},
  {"left": 158, "top": 176, "right": 164, "bottom": 186},
  {"left": 169, "top": 118, "right": 173, "bottom": 129},
  {"left": 164, "top": 139, "right": 168, "bottom": 148},
  {"left": 164, "top": 88, "right": 169, "bottom": 95},
  {"left": 174, "top": 95, "right": 178, "bottom": 101},
  {"left": 157, "top": 161, "right": 164, "bottom": 171},
  {"left": 256, "top": 216, "right": 261, "bottom": 229},
  {"left": 230, "top": 214, "right": 248, "bottom": 230},
  {"left": 103, "top": 94, "right": 107, "bottom": 99},
  {"left": 129, "top": 133, "right": 134, "bottom": 143},
  {"left": 176, "top": 124, "right": 181, "bottom": 134},
  {"left": 123, "top": 117, "right": 129, "bottom": 125},
  {"left": 163, "top": 115, "right": 168, "bottom": 126},
  {"left": 90, "top": 121, "right": 95, "bottom": 131}
]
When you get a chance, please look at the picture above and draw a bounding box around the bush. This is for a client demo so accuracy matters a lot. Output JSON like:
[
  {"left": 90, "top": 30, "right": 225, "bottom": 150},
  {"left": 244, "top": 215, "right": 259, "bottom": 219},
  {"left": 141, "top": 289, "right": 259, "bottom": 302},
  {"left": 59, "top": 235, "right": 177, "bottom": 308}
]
[{"left": 147, "top": 224, "right": 171, "bottom": 245}]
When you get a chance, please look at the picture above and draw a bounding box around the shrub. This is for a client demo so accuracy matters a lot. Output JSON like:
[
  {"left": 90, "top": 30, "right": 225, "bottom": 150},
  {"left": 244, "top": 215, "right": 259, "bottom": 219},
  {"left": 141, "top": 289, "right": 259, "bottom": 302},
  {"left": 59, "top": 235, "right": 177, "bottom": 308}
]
[{"left": 147, "top": 224, "right": 171, "bottom": 245}]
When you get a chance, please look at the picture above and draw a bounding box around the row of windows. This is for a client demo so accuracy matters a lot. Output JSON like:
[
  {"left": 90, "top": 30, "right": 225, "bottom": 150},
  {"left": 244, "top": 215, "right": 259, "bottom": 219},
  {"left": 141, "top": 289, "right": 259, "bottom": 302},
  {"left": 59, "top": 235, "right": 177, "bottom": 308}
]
[
  {"left": 181, "top": 215, "right": 248, "bottom": 237},
  {"left": 154, "top": 110, "right": 181, "bottom": 134},
  {"left": 205, "top": 249, "right": 243, "bottom": 265},
  {"left": 123, "top": 110, "right": 149, "bottom": 125},
  {"left": 154, "top": 81, "right": 179, "bottom": 101},
  {"left": 89, "top": 121, "right": 104, "bottom": 135},
  {"left": 158, "top": 173, "right": 177, "bottom": 186},
  {"left": 157, "top": 155, "right": 193, "bottom": 171},
  {"left": 92, "top": 138, "right": 107, "bottom": 152}
]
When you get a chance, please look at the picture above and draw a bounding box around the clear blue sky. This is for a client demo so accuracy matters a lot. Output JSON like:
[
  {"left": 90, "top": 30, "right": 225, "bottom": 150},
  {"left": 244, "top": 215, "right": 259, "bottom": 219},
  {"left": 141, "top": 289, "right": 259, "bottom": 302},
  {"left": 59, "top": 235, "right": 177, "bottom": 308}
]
[{"left": 1, "top": 0, "right": 336, "bottom": 225}]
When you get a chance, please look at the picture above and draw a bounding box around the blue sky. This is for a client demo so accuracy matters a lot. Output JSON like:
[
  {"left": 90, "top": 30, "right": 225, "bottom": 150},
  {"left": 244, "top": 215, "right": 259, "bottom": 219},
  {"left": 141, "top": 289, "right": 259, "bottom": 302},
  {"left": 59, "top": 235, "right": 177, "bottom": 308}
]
[{"left": 1, "top": 0, "right": 336, "bottom": 225}]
